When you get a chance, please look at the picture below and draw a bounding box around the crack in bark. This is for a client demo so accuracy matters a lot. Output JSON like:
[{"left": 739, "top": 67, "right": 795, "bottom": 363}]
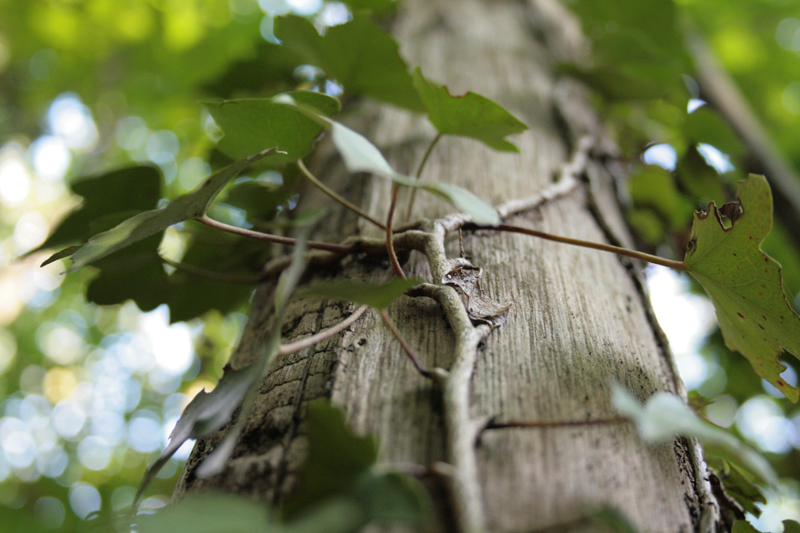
[{"left": 270, "top": 308, "right": 326, "bottom": 507}]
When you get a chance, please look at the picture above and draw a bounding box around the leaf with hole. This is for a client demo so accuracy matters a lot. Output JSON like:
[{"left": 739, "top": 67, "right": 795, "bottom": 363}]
[
  {"left": 295, "top": 277, "right": 423, "bottom": 310},
  {"left": 44, "top": 148, "right": 276, "bottom": 272},
  {"left": 682, "top": 174, "right": 800, "bottom": 402},
  {"left": 412, "top": 67, "right": 527, "bottom": 152},
  {"left": 611, "top": 382, "right": 777, "bottom": 486}
]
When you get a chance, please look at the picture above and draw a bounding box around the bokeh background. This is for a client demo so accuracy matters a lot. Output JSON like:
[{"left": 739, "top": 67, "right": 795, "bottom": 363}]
[{"left": 1, "top": 0, "right": 800, "bottom": 531}]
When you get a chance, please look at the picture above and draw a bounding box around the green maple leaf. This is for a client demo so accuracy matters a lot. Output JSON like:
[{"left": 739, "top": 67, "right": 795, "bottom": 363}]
[
  {"left": 412, "top": 67, "right": 528, "bottom": 152},
  {"left": 683, "top": 174, "right": 800, "bottom": 402}
]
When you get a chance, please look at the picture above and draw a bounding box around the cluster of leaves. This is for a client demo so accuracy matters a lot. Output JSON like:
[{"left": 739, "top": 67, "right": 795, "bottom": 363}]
[{"left": 9, "top": 0, "right": 800, "bottom": 530}]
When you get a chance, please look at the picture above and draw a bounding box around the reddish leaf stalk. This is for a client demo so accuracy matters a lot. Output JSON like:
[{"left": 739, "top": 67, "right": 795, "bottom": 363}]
[
  {"left": 380, "top": 308, "right": 431, "bottom": 378},
  {"left": 469, "top": 223, "right": 689, "bottom": 271},
  {"left": 386, "top": 184, "right": 407, "bottom": 279},
  {"left": 199, "top": 215, "right": 354, "bottom": 254}
]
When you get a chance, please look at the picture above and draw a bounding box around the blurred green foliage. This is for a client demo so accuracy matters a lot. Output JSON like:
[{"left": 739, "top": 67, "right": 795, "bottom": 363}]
[{"left": 2, "top": 0, "right": 800, "bottom": 531}]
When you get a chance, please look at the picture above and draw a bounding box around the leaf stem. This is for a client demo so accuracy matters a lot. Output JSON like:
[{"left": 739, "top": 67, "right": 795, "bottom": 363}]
[
  {"left": 279, "top": 304, "right": 369, "bottom": 356},
  {"left": 468, "top": 223, "right": 689, "bottom": 271},
  {"left": 406, "top": 133, "right": 442, "bottom": 221},
  {"left": 386, "top": 184, "right": 407, "bottom": 279},
  {"left": 198, "top": 215, "right": 354, "bottom": 254},
  {"left": 159, "top": 256, "right": 261, "bottom": 284},
  {"left": 380, "top": 308, "right": 432, "bottom": 378},
  {"left": 296, "top": 159, "right": 386, "bottom": 230}
]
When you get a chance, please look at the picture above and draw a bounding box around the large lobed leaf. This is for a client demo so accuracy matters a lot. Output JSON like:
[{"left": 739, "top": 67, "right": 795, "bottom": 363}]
[
  {"left": 274, "top": 14, "right": 423, "bottom": 112},
  {"left": 36, "top": 165, "right": 161, "bottom": 253},
  {"left": 205, "top": 91, "right": 340, "bottom": 164},
  {"left": 683, "top": 174, "right": 800, "bottom": 402},
  {"left": 412, "top": 67, "right": 528, "bottom": 152},
  {"left": 46, "top": 148, "right": 275, "bottom": 272}
]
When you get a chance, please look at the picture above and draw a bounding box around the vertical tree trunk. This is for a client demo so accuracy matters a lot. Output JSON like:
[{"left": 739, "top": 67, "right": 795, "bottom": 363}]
[{"left": 175, "top": 0, "right": 720, "bottom": 531}]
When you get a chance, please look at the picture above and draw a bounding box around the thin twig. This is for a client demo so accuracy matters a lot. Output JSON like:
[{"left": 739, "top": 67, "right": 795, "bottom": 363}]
[
  {"left": 279, "top": 305, "right": 369, "bottom": 356},
  {"left": 467, "top": 223, "right": 688, "bottom": 271},
  {"left": 296, "top": 160, "right": 386, "bottom": 230},
  {"left": 198, "top": 215, "right": 354, "bottom": 254},
  {"left": 405, "top": 133, "right": 442, "bottom": 221},
  {"left": 386, "top": 184, "right": 407, "bottom": 279},
  {"left": 159, "top": 256, "right": 261, "bottom": 284},
  {"left": 380, "top": 308, "right": 431, "bottom": 378}
]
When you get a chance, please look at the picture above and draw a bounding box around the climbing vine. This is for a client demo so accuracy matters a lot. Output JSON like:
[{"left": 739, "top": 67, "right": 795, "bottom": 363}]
[{"left": 36, "top": 4, "right": 800, "bottom": 533}]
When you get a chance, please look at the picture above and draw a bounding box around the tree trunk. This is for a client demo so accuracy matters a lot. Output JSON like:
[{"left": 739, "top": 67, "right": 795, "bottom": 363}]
[{"left": 174, "top": 0, "right": 720, "bottom": 531}]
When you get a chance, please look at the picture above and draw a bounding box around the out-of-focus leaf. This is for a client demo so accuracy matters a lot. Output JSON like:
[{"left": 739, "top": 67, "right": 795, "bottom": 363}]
[
  {"left": 570, "top": 0, "right": 684, "bottom": 62},
  {"left": 48, "top": 148, "right": 275, "bottom": 272},
  {"left": 137, "top": 493, "right": 270, "bottom": 533},
  {"left": 222, "top": 181, "right": 296, "bottom": 223},
  {"left": 684, "top": 107, "right": 746, "bottom": 159},
  {"left": 411, "top": 67, "right": 527, "bottom": 152},
  {"left": 338, "top": 0, "right": 396, "bottom": 13},
  {"left": 354, "top": 472, "right": 428, "bottom": 522},
  {"left": 611, "top": 382, "right": 778, "bottom": 486},
  {"left": 587, "top": 506, "right": 640, "bottom": 533},
  {"left": 295, "top": 278, "right": 422, "bottom": 310},
  {"left": 327, "top": 120, "right": 500, "bottom": 225},
  {"left": 283, "top": 400, "right": 377, "bottom": 518},
  {"left": 784, "top": 520, "right": 800, "bottom": 533},
  {"left": 707, "top": 457, "right": 766, "bottom": 517},
  {"left": 732, "top": 521, "right": 761, "bottom": 533},
  {"left": 274, "top": 14, "right": 423, "bottom": 111},
  {"left": 676, "top": 146, "right": 728, "bottom": 206},
  {"left": 627, "top": 165, "right": 694, "bottom": 231},
  {"left": 40, "top": 245, "right": 83, "bottom": 267},
  {"left": 204, "top": 91, "right": 340, "bottom": 163},
  {"left": 202, "top": 41, "right": 303, "bottom": 99},
  {"left": 37, "top": 166, "right": 161, "bottom": 252},
  {"left": 556, "top": 63, "right": 674, "bottom": 101},
  {"left": 282, "top": 499, "right": 365, "bottom": 533},
  {"left": 85, "top": 233, "right": 169, "bottom": 312},
  {"left": 135, "top": 366, "right": 256, "bottom": 507},
  {"left": 683, "top": 174, "right": 800, "bottom": 402}
]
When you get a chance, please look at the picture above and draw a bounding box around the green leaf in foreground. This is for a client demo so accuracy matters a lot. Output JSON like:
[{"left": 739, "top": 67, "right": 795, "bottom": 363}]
[
  {"left": 137, "top": 493, "right": 270, "bottom": 533},
  {"left": 412, "top": 67, "right": 527, "bottom": 152},
  {"left": 283, "top": 401, "right": 428, "bottom": 528},
  {"left": 327, "top": 120, "right": 501, "bottom": 225},
  {"left": 46, "top": 148, "right": 275, "bottom": 272},
  {"left": 683, "top": 174, "right": 800, "bottom": 402},
  {"left": 610, "top": 383, "right": 777, "bottom": 486},
  {"left": 295, "top": 278, "right": 423, "bottom": 310},
  {"left": 283, "top": 400, "right": 377, "bottom": 518},
  {"left": 205, "top": 91, "right": 340, "bottom": 164}
]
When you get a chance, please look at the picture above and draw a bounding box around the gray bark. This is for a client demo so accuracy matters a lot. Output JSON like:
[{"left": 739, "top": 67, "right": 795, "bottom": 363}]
[{"left": 174, "top": 0, "right": 720, "bottom": 531}]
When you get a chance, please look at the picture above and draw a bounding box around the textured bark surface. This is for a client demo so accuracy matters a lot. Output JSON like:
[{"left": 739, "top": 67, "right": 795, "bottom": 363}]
[{"left": 174, "top": 0, "right": 719, "bottom": 531}]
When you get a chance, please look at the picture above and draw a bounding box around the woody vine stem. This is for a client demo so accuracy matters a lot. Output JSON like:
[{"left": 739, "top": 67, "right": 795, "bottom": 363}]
[{"left": 181, "top": 134, "right": 696, "bottom": 532}]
